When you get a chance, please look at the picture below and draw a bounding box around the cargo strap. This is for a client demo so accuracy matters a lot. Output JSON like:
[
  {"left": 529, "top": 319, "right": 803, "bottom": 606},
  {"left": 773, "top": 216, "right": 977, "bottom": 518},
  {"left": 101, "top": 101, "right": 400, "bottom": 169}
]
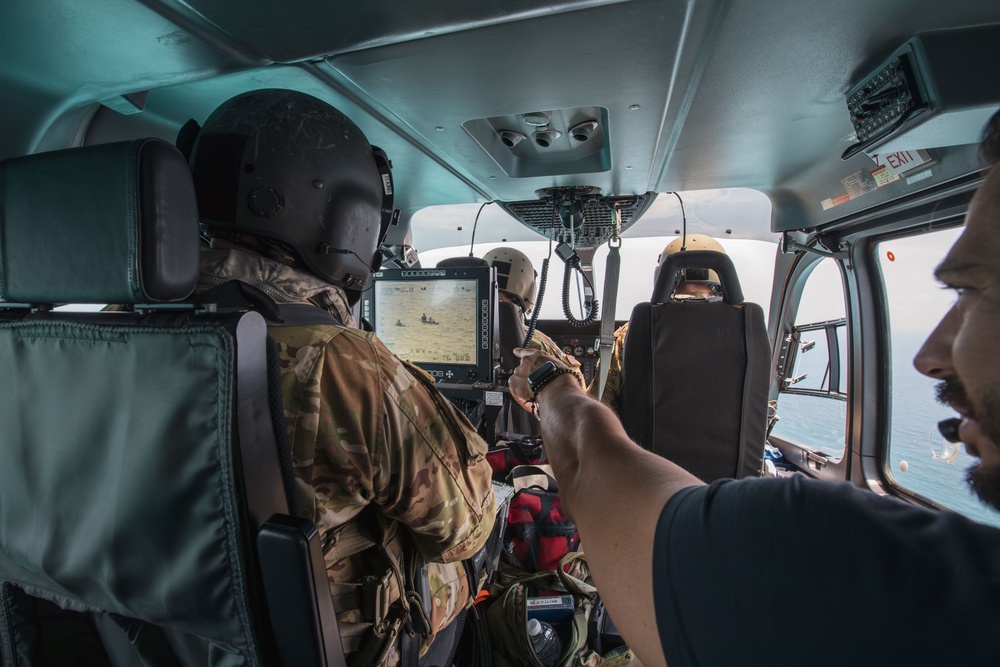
[
  {"left": 597, "top": 209, "right": 622, "bottom": 400},
  {"left": 509, "top": 464, "right": 559, "bottom": 493}
]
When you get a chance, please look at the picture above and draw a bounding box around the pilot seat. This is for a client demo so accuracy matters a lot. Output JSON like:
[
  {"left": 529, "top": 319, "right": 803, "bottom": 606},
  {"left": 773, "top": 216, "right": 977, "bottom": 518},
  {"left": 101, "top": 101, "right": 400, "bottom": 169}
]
[{"left": 617, "top": 249, "right": 769, "bottom": 481}]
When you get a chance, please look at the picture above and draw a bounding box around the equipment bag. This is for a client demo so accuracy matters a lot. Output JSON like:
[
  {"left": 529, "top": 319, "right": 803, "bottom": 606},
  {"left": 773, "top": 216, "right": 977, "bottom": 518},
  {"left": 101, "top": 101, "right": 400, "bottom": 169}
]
[
  {"left": 502, "top": 465, "right": 580, "bottom": 574},
  {"left": 487, "top": 435, "right": 546, "bottom": 480},
  {"left": 485, "top": 553, "right": 602, "bottom": 667}
]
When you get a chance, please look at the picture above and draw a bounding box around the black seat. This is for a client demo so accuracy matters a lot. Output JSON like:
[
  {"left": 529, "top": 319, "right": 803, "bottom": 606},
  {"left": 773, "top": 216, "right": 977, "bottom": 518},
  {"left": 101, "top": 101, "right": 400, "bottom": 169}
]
[
  {"left": 618, "top": 250, "right": 769, "bottom": 481},
  {"left": 496, "top": 301, "right": 539, "bottom": 435},
  {"left": 0, "top": 139, "right": 343, "bottom": 666}
]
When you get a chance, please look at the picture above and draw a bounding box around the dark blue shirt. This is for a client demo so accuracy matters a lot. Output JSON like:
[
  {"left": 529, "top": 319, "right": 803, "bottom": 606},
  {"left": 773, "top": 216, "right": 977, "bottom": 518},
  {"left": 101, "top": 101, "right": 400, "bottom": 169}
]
[{"left": 653, "top": 476, "right": 1000, "bottom": 666}]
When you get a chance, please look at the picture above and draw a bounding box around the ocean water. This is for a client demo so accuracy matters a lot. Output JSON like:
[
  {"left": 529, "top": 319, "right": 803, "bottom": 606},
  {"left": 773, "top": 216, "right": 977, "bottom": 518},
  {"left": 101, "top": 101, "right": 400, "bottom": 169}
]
[{"left": 773, "top": 332, "right": 1000, "bottom": 528}]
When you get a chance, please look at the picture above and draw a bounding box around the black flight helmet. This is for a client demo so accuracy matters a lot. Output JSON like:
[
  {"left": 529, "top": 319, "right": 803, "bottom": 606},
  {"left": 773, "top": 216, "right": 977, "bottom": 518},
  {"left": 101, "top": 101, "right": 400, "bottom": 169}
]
[{"left": 188, "top": 89, "right": 395, "bottom": 304}]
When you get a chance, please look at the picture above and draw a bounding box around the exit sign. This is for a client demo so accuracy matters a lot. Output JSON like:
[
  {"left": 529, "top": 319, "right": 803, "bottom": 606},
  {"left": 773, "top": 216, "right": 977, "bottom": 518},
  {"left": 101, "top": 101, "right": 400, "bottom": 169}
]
[{"left": 872, "top": 149, "right": 933, "bottom": 177}]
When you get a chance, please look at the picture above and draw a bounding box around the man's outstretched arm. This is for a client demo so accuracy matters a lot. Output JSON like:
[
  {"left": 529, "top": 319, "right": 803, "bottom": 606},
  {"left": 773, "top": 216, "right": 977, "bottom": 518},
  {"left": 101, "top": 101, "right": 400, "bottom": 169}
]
[{"left": 510, "top": 347, "right": 704, "bottom": 667}]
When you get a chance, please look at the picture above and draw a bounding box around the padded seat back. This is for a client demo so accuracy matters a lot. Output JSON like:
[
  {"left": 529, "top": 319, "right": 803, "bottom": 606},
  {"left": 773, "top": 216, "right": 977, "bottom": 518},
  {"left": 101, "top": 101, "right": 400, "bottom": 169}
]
[
  {"left": 619, "top": 250, "right": 769, "bottom": 481},
  {"left": 0, "top": 140, "right": 338, "bottom": 666},
  {"left": 497, "top": 300, "right": 539, "bottom": 435}
]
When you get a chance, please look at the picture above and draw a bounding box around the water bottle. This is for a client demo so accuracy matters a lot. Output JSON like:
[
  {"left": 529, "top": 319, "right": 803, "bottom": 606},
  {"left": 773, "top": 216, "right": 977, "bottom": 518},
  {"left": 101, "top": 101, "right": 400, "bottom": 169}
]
[{"left": 527, "top": 618, "right": 562, "bottom": 667}]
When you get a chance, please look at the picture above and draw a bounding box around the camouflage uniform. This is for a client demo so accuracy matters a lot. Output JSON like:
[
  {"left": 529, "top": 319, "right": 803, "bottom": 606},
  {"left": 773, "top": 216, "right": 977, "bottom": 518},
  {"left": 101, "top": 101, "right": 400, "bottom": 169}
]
[
  {"left": 502, "top": 321, "right": 576, "bottom": 434},
  {"left": 526, "top": 327, "right": 565, "bottom": 359},
  {"left": 587, "top": 322, "right": 629, "bottom": 415},
  {"left": 199, "top": 249, "right": 496, "bottom": 662}
]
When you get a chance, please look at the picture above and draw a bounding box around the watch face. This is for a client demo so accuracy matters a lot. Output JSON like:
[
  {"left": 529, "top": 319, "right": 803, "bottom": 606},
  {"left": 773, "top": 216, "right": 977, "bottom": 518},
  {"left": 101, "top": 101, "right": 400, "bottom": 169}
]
[{"left": 528, "top": 361, "right": 558, "bottom": 389}]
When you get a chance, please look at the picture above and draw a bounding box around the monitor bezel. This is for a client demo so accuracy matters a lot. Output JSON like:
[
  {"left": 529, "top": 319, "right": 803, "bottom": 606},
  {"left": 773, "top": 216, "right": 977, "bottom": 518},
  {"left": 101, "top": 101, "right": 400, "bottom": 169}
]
[{"left": 363, "top": 266, "right": 499, "bottom": 384}]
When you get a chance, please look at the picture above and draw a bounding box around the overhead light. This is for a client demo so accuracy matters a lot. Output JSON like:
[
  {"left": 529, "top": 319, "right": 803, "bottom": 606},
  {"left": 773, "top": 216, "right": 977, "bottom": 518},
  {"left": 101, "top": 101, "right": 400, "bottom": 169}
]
[
  {"left": 498, "top": 130, "right": 526, "bottom": 147},
  {"left": 533, "top": 129, "right": 562, "bottom": 147},
  {"left": 569, "top": 120, "right": 599, "bottom": 141},
  {"left": 522, "top": 111, "right": 551, "bottom": 127}
]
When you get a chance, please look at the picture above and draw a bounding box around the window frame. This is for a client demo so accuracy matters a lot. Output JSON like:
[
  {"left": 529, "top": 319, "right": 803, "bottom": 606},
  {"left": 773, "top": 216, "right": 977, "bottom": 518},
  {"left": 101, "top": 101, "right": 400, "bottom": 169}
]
[
  {"left": 768, "top": 249, "right": 853, "bottom": 478},
  {"left": 867, "top": 219, "right": 970, "bottom": 511},
  {"left": 767, "top": 172, "right": 983, "bottom": 497},
  {"left": 844, "top": 176, "right": 980, "bottom": 500},
  {"left": 778, "top": 317, "right": 848, "bottom": 401}
]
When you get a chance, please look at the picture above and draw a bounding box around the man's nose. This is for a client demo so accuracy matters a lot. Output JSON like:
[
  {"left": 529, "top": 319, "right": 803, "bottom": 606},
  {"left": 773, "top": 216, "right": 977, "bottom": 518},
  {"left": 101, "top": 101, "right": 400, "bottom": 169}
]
[{"left": 913, "top": 308, "right": 957, "bottom": 379}]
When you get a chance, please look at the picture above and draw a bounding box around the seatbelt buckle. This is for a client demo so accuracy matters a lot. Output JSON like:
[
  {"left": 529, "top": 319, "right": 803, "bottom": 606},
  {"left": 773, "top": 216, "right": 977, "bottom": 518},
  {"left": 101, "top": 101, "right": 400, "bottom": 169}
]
[{"left": 361, "top": 569, "right": 393, "bottom": 627}]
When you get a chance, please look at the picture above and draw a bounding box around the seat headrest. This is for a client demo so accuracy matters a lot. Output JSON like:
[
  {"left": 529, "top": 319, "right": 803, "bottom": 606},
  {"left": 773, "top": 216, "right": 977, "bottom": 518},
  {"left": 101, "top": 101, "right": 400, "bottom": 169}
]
[
  {"left": 650, "top": 250, "right": 745, "bottom": 304},
  {"left": 0, "top": 139, "right": 200, "bottom": 304},
  {"left": 436, "top": 256, "right": 490, "bottom": 268}
]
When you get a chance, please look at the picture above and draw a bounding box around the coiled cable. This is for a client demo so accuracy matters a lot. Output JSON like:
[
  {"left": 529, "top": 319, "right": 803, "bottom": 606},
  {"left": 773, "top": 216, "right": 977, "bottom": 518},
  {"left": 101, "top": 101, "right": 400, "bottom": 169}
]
[
  {"left": 521, "top": 257, "right": 549, "bottom": 348},
  {"left": 561, "top": 255, "right": 599, "bottom": 327}
]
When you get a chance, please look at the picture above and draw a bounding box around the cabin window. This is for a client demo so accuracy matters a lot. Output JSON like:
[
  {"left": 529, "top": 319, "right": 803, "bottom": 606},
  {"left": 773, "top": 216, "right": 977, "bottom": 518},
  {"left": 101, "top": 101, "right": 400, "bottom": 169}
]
[
  {"left": 877, "top": 228, "right": 1000, "bottom": 527},
  {"left": 771, "top": 258, "right": 847, "bottom": 459}
]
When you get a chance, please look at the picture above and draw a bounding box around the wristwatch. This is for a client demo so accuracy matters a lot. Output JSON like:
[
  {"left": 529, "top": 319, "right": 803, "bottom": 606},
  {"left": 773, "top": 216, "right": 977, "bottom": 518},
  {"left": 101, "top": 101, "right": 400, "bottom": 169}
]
[{"left": 527, "top": 361, "right": 583, "bottom": 408}]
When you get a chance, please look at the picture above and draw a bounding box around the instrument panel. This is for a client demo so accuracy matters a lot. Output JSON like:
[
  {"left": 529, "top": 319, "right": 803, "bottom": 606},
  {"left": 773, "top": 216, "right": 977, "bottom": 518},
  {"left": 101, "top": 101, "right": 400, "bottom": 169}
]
[{"left": 536, "top": 319, "right": 626, "bottom": 387}]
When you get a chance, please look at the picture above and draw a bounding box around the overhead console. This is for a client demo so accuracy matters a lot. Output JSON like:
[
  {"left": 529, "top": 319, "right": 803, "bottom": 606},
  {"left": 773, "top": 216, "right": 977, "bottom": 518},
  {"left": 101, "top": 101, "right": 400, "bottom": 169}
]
[
  {"left": 842, "top": 24, "right": 1000, "bottom": 160},
  {"left": 498, "top": 188, "right": 656, "bottom": 331},
  {"left": 497, "top": 188, "right": 656, "bottom": 250}
]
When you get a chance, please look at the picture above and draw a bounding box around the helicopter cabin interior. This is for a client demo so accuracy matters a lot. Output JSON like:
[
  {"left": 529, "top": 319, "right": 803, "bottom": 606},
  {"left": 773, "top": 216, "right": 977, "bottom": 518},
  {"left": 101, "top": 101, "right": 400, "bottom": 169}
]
[{"left": 2, "top": 0, "right": 1000, "bottom": 665}]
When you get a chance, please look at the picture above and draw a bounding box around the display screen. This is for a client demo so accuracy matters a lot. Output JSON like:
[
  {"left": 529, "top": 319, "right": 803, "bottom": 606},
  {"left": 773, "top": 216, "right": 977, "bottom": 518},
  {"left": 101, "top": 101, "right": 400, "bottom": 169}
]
[
  {"left": 374, "top": 278, "right": 480, "bottom": 366},
  {"left": 364, "top": 266, "right": 497, "bottom": 384}
]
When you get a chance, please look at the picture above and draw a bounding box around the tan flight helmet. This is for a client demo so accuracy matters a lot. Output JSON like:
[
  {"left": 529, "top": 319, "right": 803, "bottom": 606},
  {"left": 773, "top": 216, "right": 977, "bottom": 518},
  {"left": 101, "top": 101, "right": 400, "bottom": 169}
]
[
  {"left": 656, "top": 234, "right": 726, "bottom": 295},
  {"left": 483, "top": 247, "right": 538, "bottom": 314}
]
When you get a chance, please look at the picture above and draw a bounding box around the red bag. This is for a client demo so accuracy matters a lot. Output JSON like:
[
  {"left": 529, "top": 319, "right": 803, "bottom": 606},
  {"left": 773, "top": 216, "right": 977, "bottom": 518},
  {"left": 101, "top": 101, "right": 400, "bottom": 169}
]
[
  {"left": 486, "top": 435, "right": 546, "bottom": 480},
  {"left": 502, "top": 465, "right": 580, "bottom": 573}
]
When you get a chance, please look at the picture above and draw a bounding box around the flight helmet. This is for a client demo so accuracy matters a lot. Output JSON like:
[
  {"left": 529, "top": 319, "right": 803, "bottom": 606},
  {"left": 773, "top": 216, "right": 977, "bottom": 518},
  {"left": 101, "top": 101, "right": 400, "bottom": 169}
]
[
  {"left": 483, "top": 247, "right": 538, "bottom": 314},
  {"left": 188, "top": 89, "right": 395, "bottom": 304},
  {"left": 655, "top": 234, "right": 726, "bottom": 287}
]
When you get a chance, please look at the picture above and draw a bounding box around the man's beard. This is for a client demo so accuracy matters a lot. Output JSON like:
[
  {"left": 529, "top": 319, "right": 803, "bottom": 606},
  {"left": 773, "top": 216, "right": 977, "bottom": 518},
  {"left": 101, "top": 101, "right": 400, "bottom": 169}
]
[
  {"left": 936, "top": 379, "right": 1000, "bottom": 511},
  {"left": 967, "top": 465, "right": 1000, "bottom": 512}
]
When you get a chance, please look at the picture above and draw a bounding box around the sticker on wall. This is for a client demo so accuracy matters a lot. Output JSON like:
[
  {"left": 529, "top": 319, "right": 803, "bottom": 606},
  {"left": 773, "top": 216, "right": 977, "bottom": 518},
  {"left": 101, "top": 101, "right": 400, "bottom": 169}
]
[
  {"left": 842, "top": 169, "right": 878, "bottom": 200},
  {"left": 820, "top": 193, "right": 851, "bottom": 211},
  {"left": 871, "top": 166, "right": 902, "bottom": 188}
]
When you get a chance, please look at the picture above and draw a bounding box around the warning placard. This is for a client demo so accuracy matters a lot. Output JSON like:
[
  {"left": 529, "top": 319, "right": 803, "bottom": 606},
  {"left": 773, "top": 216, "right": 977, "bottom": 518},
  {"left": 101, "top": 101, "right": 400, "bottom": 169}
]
[{"left": 871, "top": 166, "right": 901, "bottom": 188}]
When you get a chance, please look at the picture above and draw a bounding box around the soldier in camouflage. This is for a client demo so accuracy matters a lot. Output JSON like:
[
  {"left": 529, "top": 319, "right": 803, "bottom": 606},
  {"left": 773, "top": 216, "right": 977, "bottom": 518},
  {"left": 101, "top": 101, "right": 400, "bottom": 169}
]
[
  {"left": 482, "top": 247, "right": 579, "bottom": 433},
  {"left": 589, "top": 235, "right": 726, "bottom": 414},
  {"left": 187, "top": 90, "right": 495, "bottom": 666},
  {"left": 482, "top": 247, "right": 569, "bottom": 360}
]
